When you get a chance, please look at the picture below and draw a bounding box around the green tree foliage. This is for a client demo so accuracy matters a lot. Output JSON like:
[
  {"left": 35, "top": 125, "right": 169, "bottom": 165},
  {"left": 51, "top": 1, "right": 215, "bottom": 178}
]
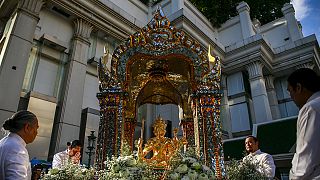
[
  {"left": 189, "top": 0, "right": 290, "bottom": 27},
  {"left": 139, "top": 0, "right": 290, "bottom": 27}
]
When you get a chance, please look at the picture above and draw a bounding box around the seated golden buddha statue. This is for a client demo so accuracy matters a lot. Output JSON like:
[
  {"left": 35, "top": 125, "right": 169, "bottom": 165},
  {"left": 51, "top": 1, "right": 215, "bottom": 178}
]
[{"left": 138, "top": 116, "right": 187, "bottom": 169}]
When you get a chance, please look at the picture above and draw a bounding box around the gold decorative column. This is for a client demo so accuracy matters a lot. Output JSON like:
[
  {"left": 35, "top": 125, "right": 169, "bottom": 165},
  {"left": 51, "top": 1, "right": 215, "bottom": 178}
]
[
  {"left": 123, "top": 118, "right": 136, "bottom": 150},
  {"left": 180, "top": 118, "right": 195, "bottom": 147}
]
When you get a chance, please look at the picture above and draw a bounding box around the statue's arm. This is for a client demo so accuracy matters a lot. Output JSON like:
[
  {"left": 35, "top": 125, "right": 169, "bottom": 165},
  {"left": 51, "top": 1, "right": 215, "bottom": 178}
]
[{"left": 142, "top": 141, "right": 154, "bottom": 157}]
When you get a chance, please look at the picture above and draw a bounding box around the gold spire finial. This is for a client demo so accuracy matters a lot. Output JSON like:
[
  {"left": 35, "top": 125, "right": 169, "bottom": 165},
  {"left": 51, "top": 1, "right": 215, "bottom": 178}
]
[
  {"left": 208, "top": 45, "right": 215, "bottom": 63},
  {"left": 102, "top": 45, "right": 109, "bottom": 66}
]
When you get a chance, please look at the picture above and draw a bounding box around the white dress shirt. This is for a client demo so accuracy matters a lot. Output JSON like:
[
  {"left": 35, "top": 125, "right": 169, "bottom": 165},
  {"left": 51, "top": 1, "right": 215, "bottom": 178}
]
[
  {"left": 243, "top": 149, "right": 276, "bottom": 178},
  {"left": 52, "top": 150, "right": 69, "bottom": 168},
  {"left": 290, "top": 91, "right": 320, "bottom": 180},
  {"left": 0, "top": 133, "right": 31, "bottom": 180}
]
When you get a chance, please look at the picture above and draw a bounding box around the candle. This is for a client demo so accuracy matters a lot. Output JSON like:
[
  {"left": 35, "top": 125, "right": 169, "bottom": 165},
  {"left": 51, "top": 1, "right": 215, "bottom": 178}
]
[{"left": 141, "top": 118, "right": 145, "bottom": 140}]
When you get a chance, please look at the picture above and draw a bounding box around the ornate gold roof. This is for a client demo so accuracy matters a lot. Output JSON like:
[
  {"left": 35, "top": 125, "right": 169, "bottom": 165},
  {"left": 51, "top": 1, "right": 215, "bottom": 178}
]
[{"left": 98, "top": 6, "right": 221, "bottom": 119}]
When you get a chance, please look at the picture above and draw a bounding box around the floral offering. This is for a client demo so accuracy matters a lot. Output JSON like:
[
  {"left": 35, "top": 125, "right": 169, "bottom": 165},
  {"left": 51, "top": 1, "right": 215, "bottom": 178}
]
[
  {"left": 42, "top": 163, "right": 95, "bottom": 180},
  {"left": 166, "top": 148, "right": 216, "bottom": 180},
  {"left": 226, "top": 155, "right": 269, "bottom": 180}
]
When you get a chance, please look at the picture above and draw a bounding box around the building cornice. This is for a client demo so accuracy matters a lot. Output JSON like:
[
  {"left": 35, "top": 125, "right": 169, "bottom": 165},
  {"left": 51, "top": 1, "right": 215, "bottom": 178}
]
[
  {"left": 272, "top": 36, "right": 319, "bottom": 76},
  {"left": 274, "top": 35, "right": 318, "bottom": 57},
  {"left": 171, "top": 14, "right": 225, "bottom": 58},
  {"left": 222, "top": 34, "right": 319, "bottom": 77},
  {"left": 272, "top": 52, "right": 316, "bottom": 77},
  {"left": 50, "top": 0, "right": 141, "bottom": 41},
  {"left": 89, "top": 0, "right": 145, "bottom": 28},
  {"left": 223, "top": 37, "right": 274, "bottom": 74}
]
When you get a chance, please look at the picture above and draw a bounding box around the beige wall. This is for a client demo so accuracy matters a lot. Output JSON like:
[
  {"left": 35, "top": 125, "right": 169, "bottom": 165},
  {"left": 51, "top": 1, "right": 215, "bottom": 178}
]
[{"left": 27, "top": 95, "right": 56, "bottom": 160}]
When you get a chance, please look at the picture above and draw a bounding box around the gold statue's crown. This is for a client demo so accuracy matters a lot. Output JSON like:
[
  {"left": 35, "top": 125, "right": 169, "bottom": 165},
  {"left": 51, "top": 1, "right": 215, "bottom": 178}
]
[{"left": 153, "top": 116, "right": 167, "bottom": 129}]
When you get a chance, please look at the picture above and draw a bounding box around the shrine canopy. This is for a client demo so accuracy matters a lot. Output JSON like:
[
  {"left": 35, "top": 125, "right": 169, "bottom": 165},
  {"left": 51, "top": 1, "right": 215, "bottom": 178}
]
[
  {"left": 98, "top": 6, "right": 221, "bottom": 118},
  {"left": 96, "top": 6, "right": 225, "bottom": 179}
]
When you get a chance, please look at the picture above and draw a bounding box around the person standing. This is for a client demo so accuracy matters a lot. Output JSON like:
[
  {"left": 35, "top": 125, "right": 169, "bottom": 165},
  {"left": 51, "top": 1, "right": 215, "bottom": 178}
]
[
  {"left": 287, "top": 68, "right": 320, "bottom": 180},
  {"left": 52, "top": 140, "right": 82, "bottom": 168},
  {"left": 0, "top": 110, "right": 39, "bottom": 180},
  {"left": 243, "top": 135, "right": 276, "bottom": 179}
]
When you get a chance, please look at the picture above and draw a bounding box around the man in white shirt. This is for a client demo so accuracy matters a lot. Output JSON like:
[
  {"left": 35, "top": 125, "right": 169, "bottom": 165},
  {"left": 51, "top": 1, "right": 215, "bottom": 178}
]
[
  {"left": 52, "top": 140, "right": 82, "bottom": 168},
  {"left": 243, "top": 135, "right": 276, "bottom": 179},
  {"left": 287, "top": 68, "right": 320, "bottom": 180},
  {"left": 0, "top": 110, "right": 39, "bottom": 180}
]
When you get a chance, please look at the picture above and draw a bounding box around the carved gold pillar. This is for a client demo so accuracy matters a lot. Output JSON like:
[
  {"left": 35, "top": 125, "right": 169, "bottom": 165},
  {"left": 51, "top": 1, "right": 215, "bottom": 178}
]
[
  {"left": 197, "top": 93, "right": 225, "bottom": 179},
  {"left": 192, "top": 89, "right": 225, "bottom": 179},
  {"left": 123, "top": 118, "right": 136, "bottom": 150},
  {"left": 96, "top": 92, "right": 125, "bottom": 169},
  {"left": 180, "top": 118, "right": 195, "bottom": 146}
]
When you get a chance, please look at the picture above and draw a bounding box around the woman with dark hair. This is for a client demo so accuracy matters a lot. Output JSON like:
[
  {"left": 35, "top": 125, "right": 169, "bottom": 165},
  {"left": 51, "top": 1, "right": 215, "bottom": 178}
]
[
  {"left": 52, "top": 140, "right": 82, "bottom": 168},
  {"left": 0, "top": 110, "right": 39, "bottom": 180}
]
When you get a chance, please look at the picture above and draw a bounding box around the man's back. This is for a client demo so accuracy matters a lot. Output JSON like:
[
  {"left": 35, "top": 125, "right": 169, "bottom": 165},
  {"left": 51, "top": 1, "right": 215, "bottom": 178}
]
[
  {"left": 291, "top": 92, "right": 320, "bottom": 179},
  {"left": 0, "top": 133, "right": 30, "bottom": 180}
]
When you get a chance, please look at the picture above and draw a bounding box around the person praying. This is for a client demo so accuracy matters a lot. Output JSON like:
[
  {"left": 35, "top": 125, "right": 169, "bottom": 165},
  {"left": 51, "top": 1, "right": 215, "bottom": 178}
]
[{"left": 52, "top": 140, "right": 82, "bottom": 168}]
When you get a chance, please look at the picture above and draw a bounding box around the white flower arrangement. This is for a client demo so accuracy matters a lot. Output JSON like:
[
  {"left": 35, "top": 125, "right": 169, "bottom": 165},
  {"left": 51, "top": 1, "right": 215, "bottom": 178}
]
[
  {"left": 226, "top": 156, "right": 269, "bottom": 180},
  {"left": 97, "top": 153, "right": 146, "bottom": 180},
  {"left": 42, "top": 163, "right": 95, "bottom": 180},
  {"left": 96, "top": 142, "right": 162, "bottom": 180},
  {"left": 42, "top": 145, "right": 218, "bottom": 180},
  {"left": 166, "top": 148, "right": 216, "bottom": 180}
]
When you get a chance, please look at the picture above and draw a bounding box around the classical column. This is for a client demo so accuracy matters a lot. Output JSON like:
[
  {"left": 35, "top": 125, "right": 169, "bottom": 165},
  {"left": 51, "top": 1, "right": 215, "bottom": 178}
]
[
  {"left": 236, "top": 2, "right": 255, "bottom": 39},
  {"left": 246, "top": 61, "right": 272, "bottom": 123},
  {"left": 51, "top": 19, "right": 93, "bottom": 153},
  {"left": 282, "top": 3, "right": 303, "bottom": 42},
  {"left": 265, "top": 75, "right": 281, "bottom": 120},
  {"left": 0, "top": 0, "right": 45, "bottom": 125},
  {"left": 220, "top": 74, "right": 232, "bottom": 138}
]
